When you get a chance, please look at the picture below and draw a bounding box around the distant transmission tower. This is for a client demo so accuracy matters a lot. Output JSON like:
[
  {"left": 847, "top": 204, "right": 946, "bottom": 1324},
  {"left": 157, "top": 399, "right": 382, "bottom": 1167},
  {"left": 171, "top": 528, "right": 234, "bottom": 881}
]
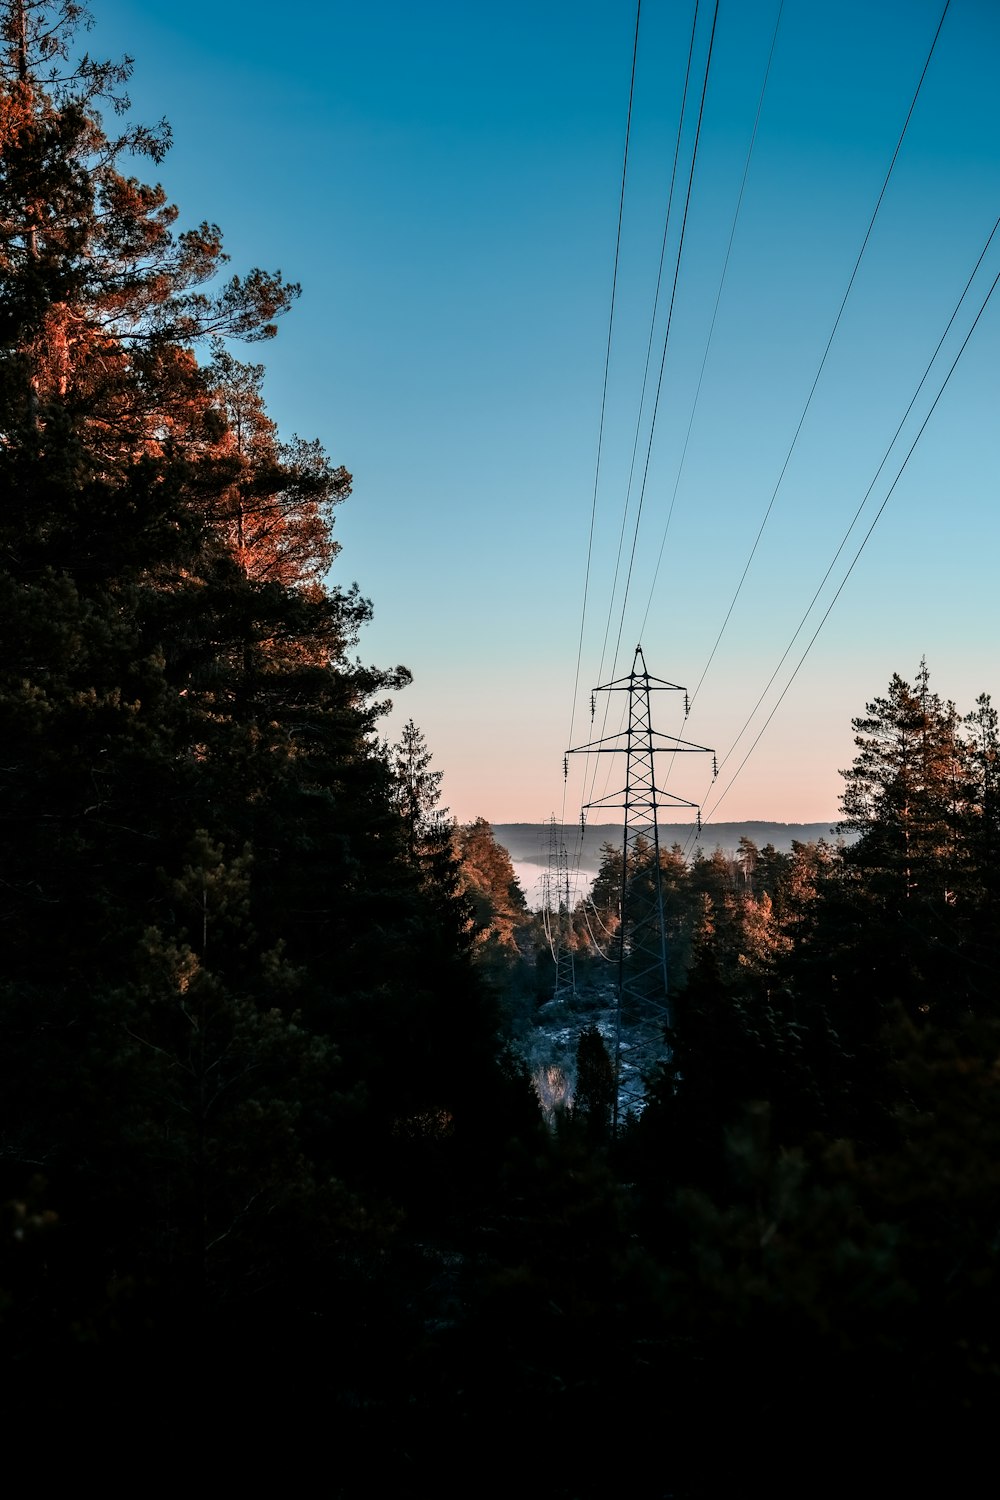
[
  {"left": 541, "top": 815, "right": 575, "bottom": 999},
  {"left": 568, "top": 645, "right": 715, "bottom": 1128}
]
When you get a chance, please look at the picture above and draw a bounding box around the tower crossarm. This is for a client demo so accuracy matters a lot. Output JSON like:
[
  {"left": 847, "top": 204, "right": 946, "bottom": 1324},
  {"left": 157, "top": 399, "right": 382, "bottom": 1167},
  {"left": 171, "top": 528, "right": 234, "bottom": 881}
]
[{"left": 568, "top": 730, "right": 713, "bottom": 756}]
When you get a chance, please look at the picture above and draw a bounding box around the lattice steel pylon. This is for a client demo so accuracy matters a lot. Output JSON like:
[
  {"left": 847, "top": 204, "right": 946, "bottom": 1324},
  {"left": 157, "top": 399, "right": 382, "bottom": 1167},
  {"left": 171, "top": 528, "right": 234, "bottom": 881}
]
[
  {"left": 541, "top": 815, "right": 575, "bottom": 999},
  {"left": 568, "top": 645, "right": 715, "bottom": 1129}
]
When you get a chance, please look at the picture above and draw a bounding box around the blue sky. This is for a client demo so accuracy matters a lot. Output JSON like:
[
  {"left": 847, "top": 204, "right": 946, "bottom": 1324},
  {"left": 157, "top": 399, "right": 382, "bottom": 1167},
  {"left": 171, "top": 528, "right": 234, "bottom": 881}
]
[{"left": 94, "top": 0, "right": 999, "bottom": 827}]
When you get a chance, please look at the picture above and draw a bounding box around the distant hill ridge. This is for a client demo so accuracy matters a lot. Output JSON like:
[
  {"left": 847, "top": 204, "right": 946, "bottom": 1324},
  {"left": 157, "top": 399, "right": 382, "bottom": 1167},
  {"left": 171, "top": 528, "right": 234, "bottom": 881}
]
[{"left": 494, "top": 821, "right": 845, "bottom": 870}]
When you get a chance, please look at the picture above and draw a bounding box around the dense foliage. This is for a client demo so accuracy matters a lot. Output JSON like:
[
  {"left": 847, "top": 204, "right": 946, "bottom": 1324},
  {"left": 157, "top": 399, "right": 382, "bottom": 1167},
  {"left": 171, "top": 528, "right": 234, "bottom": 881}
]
[{"left": 0, "top": 0, "right": 525, "bottom": 1444}]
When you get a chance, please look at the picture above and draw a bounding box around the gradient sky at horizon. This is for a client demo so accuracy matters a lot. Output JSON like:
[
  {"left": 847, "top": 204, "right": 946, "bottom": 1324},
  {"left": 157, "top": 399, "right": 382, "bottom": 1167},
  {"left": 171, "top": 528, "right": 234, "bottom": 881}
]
[{"left": 92, "top": 0, "right": 999, "bottom": 828}]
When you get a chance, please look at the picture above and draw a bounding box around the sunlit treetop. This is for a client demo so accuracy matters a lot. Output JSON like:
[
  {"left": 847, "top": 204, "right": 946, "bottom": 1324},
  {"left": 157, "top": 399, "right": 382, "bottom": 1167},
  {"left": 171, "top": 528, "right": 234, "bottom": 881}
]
[
  {"left": 0, "top": 0, "right": 297, "bottom": 393},
  {"left": 0, "top": 0, "right": 363, "bottom": 658}
]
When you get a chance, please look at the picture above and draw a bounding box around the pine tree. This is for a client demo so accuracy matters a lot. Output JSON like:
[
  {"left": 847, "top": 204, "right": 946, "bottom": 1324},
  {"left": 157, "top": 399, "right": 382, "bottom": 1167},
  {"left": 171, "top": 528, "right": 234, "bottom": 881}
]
[
  {"left": 388, "top": 717, "right": 447, "bottom": 857},
  {"left": 0, "top": 3, "right": 514, "bottom": 1367},
  {"left": 206, "top": 343, "right": 351, "bottom": 593},
  {"left": 773, "top": 664, "right": 995, "bottom": 1082},
  {"left": 964, "top": 693, "right": 1000, "bottom": 908},
  {"left": 839, "top": 662, "right": 967, "bottom": 903},
  {"left": 573, "top": 1025, "right": 615, "bottom": 1143},
  {"left": 589, "top": 840, "right": 623, "bottom": 938},
  {"left": 456, "top": 817, "right": 528, "bottom": 956}
]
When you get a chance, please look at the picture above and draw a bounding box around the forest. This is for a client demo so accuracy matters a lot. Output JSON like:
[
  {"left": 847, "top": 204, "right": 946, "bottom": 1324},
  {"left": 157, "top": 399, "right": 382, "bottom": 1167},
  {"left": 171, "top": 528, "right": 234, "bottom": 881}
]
[{"left": 2, "top": 4, "right": 999, "bottom": 1492}]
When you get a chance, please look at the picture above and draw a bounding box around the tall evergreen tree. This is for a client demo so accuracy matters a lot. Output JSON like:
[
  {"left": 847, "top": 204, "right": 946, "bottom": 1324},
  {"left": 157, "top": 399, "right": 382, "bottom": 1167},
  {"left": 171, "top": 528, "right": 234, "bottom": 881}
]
[
  {"left": 839, "top": 661, "right": 967, "bottom": 903},
  {"left": 0, "top": 4, "right": 515, "bottom": 1399},
  {"left": 573, "top": 1024, "right": 615, "bottom": 1143},
  {"left": 388, "top": 717, "right": 447, "bottom": 857}
]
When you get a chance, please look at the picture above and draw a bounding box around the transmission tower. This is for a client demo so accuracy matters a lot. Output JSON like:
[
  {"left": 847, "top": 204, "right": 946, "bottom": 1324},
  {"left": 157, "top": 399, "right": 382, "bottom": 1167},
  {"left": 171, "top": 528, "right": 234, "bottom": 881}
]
[
  {"left": 541, "top": 815, "right": 575, "bottom": 999},
  {"left": 568, "top": 644, "right": 715, "bottom": 1128}
]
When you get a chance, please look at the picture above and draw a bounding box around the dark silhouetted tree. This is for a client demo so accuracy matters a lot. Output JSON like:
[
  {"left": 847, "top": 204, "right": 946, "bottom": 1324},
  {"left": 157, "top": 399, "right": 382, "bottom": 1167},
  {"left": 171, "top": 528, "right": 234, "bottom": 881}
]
[{"left": 573, "top": 1025, "right": 615, "bottom": 1143}]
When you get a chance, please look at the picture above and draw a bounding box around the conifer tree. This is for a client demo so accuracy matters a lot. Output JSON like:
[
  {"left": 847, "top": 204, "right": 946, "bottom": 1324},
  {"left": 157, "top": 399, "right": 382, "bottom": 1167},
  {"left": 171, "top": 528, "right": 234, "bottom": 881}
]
[
  {"left": 964, "top": 693, "right": 1000, "bottom": 908},
  {"left": 456, "top": 817, "right": 529, "bottom": 957},
  {"left": 573, "top": 1025, "right": 615, "bottom": 1143},
  {"left": 206, "top": 342, "right": 351, "bottom": 593},
  {"left": 388, "top": 717, "right": 447, "bottom": 857},
  {"left": 839, "top": 662, "right": 967, "bottom": 903},
  {"left": 0, "top": 1, "right": 512, "bottom": 1364}
]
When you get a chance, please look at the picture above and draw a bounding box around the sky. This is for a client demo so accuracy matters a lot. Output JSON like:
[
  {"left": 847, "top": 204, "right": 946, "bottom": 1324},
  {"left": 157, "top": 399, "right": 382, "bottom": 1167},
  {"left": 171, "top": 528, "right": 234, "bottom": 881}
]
[{"left": 91, "top": 0, "right": 999, "bottom": 830}]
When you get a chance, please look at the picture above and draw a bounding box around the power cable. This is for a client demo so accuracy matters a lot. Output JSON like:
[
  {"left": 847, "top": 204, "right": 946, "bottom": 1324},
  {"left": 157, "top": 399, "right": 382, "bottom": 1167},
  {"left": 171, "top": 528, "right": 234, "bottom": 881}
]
[
  {"left": 593, "top": 0, "right": 701, "bottom": 696},
  {"left": 690, "top": 253, "right": 1000, "bottom": 845},
  {"left": 583, "top": 0, "right": 718, "bottom": 832},
  {"left": 712, "top": 209, "right": 1000, "bottom": 790},
  {"left": 578, "top": 2, "right": 704, "bottom": 834},
  {"left": 564, "top": 0, "right": 642, "bottom": 778},
  {"left": 581, "top": 900, "right": 615, "bottom": 962},
  {"left": 561, "top": 0, "right": 643, "bottom": 898},
  {"left": 638, "top": 0, "right": 785, "bottom": 642},
  {"left": 638, "top": 0, "right": 783, "bottom": 814},
  {"left": 608, "top": 0, "right": 720, "bottom": 683},
  {"left": 683, "top": 0, "right": 952, "bottom": 720}
]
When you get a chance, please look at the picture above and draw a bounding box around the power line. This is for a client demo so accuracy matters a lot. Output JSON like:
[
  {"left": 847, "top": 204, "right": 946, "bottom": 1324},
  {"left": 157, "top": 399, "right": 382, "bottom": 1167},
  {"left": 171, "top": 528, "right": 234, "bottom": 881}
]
[
  {"left": 583, "top": 0, "right": 718, "bottom": 833},
  {"left": 582, "top": 0, "right": 705, "bottom": 832},
  {"left": 564, "top": 0, "right": 642, "bottom": 776},
  {"left": 692, "top": 252, "right": 1000, "bottom": 843},
  {"left": 683, "top": 0, "right": 952, "bottom": 720},
  {"left": 639, "top": 0, "right": 785, "bottom": 806},
  {"left": 607, "top": 0, "right": 720, "bottom": 683},
  {"left": 711, "top": 209, "right": 1000, "bottom": 792},
  {"left": 593, "top": 0, "right": 702, "bottom": 695},
  {"left": 639, "top": 0, "right": 785, "bottom": 643},
  {"left": 562, "top": 0, "right": 643, "bottom": 889}
]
